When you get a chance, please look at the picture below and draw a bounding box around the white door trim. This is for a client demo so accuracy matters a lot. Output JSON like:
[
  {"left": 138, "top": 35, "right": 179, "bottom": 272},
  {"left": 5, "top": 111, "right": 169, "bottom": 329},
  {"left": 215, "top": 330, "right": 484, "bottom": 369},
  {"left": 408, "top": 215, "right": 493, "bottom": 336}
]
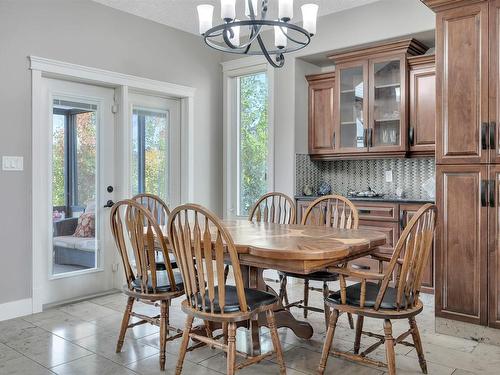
[{"left": 31, "top": 56, "right": 195, "bottom": 314}]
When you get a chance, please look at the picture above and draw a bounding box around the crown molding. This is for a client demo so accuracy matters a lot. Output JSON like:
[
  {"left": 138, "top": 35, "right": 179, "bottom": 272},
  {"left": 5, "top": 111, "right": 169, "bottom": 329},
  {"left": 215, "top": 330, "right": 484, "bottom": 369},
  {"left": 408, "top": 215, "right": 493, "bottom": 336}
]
[
  {"left": 421, "top": 0, "right": 486, "bottom": 12},
  {"left": 408, "top": 54, "right": 436, "bottom": 68},
  {"left": 305, "top": 72, "right": 335, "bottom": 83}
]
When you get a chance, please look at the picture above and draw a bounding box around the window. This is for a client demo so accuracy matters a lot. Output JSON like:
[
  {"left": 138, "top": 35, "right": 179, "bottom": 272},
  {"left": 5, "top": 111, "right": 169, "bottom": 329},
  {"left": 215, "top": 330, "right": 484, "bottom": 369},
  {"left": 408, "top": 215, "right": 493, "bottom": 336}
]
[
  {"left": 131, "top": 108, "right": 169, "bottom": 201},
  {"left": 224, "top": 64, "right": 273, "bottom": 218},
  {"left": 237, "top": 72, "right": 269, "bottom": 216}
]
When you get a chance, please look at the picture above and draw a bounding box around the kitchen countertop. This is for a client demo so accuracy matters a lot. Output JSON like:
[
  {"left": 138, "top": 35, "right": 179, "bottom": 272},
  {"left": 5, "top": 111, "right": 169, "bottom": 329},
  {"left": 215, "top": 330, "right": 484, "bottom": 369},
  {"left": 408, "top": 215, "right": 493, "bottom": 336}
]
[{"left": 294, "top": 195, "right": 435, "bottom": 204}]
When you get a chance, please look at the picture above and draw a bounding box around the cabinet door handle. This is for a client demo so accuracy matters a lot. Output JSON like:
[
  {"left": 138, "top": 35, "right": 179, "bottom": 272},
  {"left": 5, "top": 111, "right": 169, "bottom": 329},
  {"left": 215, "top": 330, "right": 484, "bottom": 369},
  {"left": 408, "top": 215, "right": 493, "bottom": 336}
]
[
  {"left": 369, "top": 128, "right": 373, "bottom": 148},
  {"left": 482, "top": 122, "right": 488, "bottom": 149},
  {"left": 332, "top": 131, "right": 336, "bottom": 149},
  {"left": 399, "top": 210, "right": 404, "bottom": 231},
  {"left": 490, "top": 122, "right": 496, "bottom": 150},
  {"left": 409, "top": 127, "right": 415, "bottom": 146},
  {"left": 363, "top": 129, "right": 367, "bottom": 148},
  {"left": 481, "top": 180, "right": 488, "bottom": 207},
  {"left": 490, "top": 179, "right": 496, "bottom": 208},
  {"left": 359, "top": 209, "right": 371, "bottom": 214}
]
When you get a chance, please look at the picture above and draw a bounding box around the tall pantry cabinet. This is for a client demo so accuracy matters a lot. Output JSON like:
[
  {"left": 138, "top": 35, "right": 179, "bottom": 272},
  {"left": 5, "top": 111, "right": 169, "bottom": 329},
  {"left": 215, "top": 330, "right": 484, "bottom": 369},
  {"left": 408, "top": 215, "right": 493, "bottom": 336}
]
[{"left": 423, "top": 0, "right": 500, "bottom": 328}]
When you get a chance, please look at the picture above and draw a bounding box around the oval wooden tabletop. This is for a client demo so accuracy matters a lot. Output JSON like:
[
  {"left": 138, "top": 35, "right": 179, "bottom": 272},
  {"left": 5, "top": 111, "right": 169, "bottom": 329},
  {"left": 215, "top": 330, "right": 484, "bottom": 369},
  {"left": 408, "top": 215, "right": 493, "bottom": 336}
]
[{"left": 217, "top": 219, "right": 386, "bottom": 261}]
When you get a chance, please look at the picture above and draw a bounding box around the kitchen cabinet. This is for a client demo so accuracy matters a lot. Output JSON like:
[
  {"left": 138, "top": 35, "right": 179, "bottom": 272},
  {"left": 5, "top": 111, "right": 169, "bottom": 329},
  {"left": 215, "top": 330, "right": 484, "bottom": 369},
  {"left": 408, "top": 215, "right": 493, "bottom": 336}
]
[
  {"left": 408, "top": 55, "right": 436, "bottom": 155},
  {"left": 306, "top": 38, "right": 428, "bottom": 159},
  {"left": 435, "top": 165, "right": 488, "bottom": 325},
  {"left": 423, "top": 0, "right": 500, "bottom": 329},
  {"left": 295, "top": 198, "right": 435, "bottom": 293},
  {"left": 306, "top": 73, "right": 336, "bottom": 155}
]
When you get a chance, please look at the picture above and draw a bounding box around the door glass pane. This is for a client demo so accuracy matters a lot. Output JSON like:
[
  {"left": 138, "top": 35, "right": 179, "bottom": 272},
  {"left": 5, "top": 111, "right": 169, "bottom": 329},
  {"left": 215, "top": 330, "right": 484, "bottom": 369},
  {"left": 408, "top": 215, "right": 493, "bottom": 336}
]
[
  {"left": 237, "top": 72, "right": 268, "bottom": 216},
  {"left": 131, "top": 108, "right": 169, "bottom": 202},
  {"left": 51, "top": 100, "right": 98, "bottom": 275},
  {"left": 373, "top": 60, "right": 401, "bottom": 147},
  {"left": 339, "top": 66, "right": 365, "bottom": 149}
]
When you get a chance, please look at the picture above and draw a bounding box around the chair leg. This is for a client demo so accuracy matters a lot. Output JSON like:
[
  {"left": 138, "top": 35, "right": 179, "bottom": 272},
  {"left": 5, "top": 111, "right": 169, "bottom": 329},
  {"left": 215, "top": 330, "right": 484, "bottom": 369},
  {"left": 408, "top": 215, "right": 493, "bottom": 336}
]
[
  {"left": 323, "top": 282, "right": 330, "bottom": 329},
  {"left": 175, "top": 315, "right": 194, "bottom": 375},
  {"left": 266, "top": 310, "right": 286, "bottom": 374},
  {"left": 303, "top": 279, "right": 310, "bottom": 318},
  {"left": 116, "top": 296, "right": 134, "bottom": 353},
  {"left": 354, "top": 315, "right": 364, "bottom": 354},
  {"left": 409, "top": 316, "right": 428, "bottom": 374},
  {"left": 159, "top": 300, "right": 168, "bottom": 371},
  {"left": 383, "top": 319, "right": 396, "bottom": 375},
  {"left": 226, "top": 322, "right": 237, "bottom": 375},
  {"left": 278, "top": 274, "right": 289, "bottom": 308},
  {"left": 318, "top": 309, "right": 339, "bottom": 375},
  {"left": 347, "top": 313, "right": 355, "bottom": 329}
]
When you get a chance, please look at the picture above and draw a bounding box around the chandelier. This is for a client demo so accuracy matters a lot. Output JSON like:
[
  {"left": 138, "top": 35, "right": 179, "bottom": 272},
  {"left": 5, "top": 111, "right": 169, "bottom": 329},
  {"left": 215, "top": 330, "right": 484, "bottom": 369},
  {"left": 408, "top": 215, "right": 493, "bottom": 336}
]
[{"left": 197, "top": 0, "right": 319, "bottom": 68}]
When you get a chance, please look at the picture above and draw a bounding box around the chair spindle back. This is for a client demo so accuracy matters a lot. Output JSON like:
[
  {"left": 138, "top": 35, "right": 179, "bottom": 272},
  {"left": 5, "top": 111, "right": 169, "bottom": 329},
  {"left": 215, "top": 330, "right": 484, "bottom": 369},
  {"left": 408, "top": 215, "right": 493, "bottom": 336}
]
[
  {"left": 110, "top": 199, "right": 178, "bottom": 295},
  {"left": 301, "top": 195, "right": 359, "bottom": 229},
  {"left": 248, "top": 192, "right": 296, "bottom": 224},
  {"left": 132, "top": 193, "right": 170, "bottom": 226},
  {"left": 168, "top": 204, "right": 248, "bottom": 314},
  {"left": 375, "top": 203, "right": 437, "bottom": 310}
]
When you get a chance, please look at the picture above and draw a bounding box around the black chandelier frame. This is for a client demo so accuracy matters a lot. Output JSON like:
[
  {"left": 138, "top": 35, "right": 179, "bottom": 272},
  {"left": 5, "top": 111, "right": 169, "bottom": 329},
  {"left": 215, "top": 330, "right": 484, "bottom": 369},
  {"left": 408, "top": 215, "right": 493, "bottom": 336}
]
[{"left": 202, "top": 0, "right": 312, "bottom": 68}]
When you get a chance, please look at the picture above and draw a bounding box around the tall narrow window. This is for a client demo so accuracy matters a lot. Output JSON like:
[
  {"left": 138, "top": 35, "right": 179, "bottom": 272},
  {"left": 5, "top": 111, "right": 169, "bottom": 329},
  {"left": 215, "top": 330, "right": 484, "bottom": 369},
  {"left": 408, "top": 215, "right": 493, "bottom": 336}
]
[
  {"left": 131, "top": 108, "right": 169, "bottom": 201},
  {"left": 237, "top": 72, "right": 269, "bottom": 216}
]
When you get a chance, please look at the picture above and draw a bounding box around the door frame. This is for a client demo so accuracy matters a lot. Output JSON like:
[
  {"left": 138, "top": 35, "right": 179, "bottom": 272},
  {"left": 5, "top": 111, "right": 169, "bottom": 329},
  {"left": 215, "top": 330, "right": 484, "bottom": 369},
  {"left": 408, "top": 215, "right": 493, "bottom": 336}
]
[{"left": 31, "top": 56, "right": 195, "bottom": 313}]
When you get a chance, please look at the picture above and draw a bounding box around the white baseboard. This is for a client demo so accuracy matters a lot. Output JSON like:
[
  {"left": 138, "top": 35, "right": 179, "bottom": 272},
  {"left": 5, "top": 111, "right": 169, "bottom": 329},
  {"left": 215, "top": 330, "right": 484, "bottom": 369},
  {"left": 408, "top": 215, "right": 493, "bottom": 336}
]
[{"left": 0, "top": 298, "right": 33, "bottom": 321}]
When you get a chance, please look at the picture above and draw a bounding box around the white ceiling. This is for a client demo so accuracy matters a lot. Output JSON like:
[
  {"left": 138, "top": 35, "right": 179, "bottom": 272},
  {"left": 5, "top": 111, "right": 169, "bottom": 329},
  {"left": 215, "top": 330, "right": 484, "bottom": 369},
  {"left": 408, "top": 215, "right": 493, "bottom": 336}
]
[{"left": 93, "top": 0, "right": 383, "bottom": 35}]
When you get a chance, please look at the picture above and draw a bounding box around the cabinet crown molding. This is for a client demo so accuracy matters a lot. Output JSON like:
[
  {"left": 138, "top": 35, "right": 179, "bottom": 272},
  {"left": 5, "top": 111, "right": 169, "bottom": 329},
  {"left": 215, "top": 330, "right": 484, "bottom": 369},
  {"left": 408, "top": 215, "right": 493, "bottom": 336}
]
[
  {"left": 328, "top": 38, "right": 428, "bottom": 64},
  {"left": 305, "top": 72, "right": 335, "bottom": 82},
  {"left": 421, "top": 0, "right": 486, "bottom": 12},
  {"left": 408, "top": 54, "right": 436, "bottom": 68}
]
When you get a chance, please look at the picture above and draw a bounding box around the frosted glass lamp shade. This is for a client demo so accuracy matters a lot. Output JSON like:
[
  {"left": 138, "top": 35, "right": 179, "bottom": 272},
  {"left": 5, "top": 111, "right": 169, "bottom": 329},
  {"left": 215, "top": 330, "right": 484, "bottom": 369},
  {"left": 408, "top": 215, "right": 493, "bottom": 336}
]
[
  {"left": 245, "top": 0, "right": 258, "bottom": 18},
  {"left": 301, "top": 4, "right": 319, "bottom": 35},
  {"left": 229, "top": 20, "right": 240, "bottom": 46},
  {"left": 274, "top": 26, "right": 287, "bottom": 49},
  {"left": 221, "top": 0, "right": 236, "bottom": 21},
  {"left": 197, "top": 5, "right": 214, "bottom": 34},
  {"left": 279, "top": 0, "right": 293, "bottom": 21}
]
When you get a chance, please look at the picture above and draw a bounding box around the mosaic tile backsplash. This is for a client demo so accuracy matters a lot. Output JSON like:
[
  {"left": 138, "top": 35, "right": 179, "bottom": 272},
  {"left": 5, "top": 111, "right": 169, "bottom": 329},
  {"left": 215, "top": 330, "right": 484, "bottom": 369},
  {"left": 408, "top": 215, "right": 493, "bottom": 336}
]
[{"left": 295, "top": 154, "right": 436, "bottom": 200}]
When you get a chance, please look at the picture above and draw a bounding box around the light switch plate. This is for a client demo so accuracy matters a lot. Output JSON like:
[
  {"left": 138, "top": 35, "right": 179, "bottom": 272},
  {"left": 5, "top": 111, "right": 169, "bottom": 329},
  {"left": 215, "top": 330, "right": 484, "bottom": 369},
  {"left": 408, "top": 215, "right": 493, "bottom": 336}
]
[
  {"left": 385, "top": 170, "right": 393, "bottom": 183},
  {"left": 2, "top": 156, "right": 24, "bottom": 171}
]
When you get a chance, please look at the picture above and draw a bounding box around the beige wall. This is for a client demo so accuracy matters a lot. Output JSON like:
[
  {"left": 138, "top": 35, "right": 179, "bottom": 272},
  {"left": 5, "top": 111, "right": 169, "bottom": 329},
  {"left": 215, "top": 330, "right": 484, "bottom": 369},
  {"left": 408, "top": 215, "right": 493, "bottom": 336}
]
[{"left": 0, "top": 0, "right": 223, "bottom": 305}]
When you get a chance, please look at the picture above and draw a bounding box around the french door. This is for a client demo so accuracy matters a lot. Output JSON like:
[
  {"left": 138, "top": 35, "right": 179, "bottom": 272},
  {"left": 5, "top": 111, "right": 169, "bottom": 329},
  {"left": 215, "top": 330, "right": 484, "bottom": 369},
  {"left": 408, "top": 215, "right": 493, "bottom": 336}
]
[{"left": 35, "top": 78, "right": 117, "bottom": 308}]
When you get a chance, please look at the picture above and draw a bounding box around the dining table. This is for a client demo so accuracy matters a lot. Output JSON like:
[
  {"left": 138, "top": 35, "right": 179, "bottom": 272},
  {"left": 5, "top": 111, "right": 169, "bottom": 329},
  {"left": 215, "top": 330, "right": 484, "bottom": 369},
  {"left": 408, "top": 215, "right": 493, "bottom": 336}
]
[{"left": 161, "top": 218, "right": 387, "bottom": 355}]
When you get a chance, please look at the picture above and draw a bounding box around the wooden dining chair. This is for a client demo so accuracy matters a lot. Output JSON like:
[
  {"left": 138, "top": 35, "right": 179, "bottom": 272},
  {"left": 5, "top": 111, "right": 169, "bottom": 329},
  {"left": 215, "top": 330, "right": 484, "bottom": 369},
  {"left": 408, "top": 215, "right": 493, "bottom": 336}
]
[
  {"left": 132, "top": 193, "right": 177, "bottom": 270},
  {"left": 110, "top": 199, "right": 184, "bottom": 371},
  {"left": 168, "top": 204, "right": 286, "bottom": 375},
  {"left": 318, "top": 203, "right": 437, "bottom": 375},
  {"left": 248, "top": 192, "right": 296, "bottom": 224},
  {"left": 278, "top": 194, "right": 357, "bottom": 329}
]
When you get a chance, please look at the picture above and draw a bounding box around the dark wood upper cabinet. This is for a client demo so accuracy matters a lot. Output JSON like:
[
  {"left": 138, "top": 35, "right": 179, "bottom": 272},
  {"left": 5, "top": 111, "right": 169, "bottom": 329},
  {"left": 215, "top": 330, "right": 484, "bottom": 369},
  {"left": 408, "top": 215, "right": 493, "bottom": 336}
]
[
  {"left": 490, "top": 0, "right": 500, "bottom": 163},
  {"left": 408, "top": 55, "right": 436, "bottom": 155},
  {"left": 307, "top": 38, "right": 430, "bottom": 159},
  {"left": 435, "top": 1, "right": 489, "bottom": 164},
  {"left": 435, "top": 165, "right": 488, "bottom": 325},
  {"left": 306, "top": 73, "right": 335, "bottom": 155}
]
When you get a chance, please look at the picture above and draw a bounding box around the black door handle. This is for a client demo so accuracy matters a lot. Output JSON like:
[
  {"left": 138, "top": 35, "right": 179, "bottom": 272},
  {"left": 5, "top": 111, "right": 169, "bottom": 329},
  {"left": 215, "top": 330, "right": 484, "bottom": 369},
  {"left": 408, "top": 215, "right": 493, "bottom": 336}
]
[
  {"left": 104, "top": 200, "right": 115, "bottom": 208},
  {"left": 491, "top": 122, "right": 496, "bottom": 150},
  {"left": 409, "top": 127, "right": 415, "bottom": 146},
  {"left": 490, "top": 179, "right": 496, "bottom": 208},
  {"left": 481, "top": 180, "right": 488, "bottom": 207},
  {"left": 482, "top": 122, "right": 488, "bottom": 149}
]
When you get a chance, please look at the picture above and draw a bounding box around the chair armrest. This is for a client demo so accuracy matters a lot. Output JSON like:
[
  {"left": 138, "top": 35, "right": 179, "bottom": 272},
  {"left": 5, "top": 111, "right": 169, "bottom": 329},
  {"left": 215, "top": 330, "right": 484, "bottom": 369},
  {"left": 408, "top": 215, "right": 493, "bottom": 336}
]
[
  {"left": 326, "top": 266, "right": 385, "bottom": 281},
  {"left": 370, "top": 252, "right": 404, "bottom": 265}
]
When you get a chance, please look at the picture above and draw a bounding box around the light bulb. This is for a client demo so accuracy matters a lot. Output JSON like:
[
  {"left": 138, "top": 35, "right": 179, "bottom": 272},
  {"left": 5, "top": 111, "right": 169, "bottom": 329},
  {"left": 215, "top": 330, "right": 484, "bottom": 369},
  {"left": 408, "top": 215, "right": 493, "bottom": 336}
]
[
  {"left": 274, "top": 26, "right": 287, "bottom": 49},
  {"left": 301, "top": 4, "right": 319, "bottom": 36},
  {"left": 197, "top": 4, "right": 214, "bottom": 35},
  {"left": 221, "top": 0, "right": 236, "bottom": 21},
  {"left": 228, "top": 20, "right": 240, "bottom": 46},
  {"left": 245, "top": 0, "right": 258, "bottom": 18},
  {"left": 279, "top": 0, "right": 293, "bottom": 22}
]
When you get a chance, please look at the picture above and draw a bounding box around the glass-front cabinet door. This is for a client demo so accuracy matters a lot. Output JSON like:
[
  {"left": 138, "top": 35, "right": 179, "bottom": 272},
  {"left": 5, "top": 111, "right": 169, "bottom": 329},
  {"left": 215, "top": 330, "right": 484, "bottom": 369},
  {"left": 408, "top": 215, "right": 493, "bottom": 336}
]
[
  {"left": 369, "top": 56, "right": 407, "bottom": 152},
  {"left": 335, "top": 61, "right": 369, "bottom": 153}
]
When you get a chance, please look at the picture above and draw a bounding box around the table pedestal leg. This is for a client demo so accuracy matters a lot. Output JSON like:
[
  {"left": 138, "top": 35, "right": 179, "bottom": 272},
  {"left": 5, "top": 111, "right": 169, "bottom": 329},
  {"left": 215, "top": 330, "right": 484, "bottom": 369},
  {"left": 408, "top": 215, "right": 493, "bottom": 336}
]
[{"left": 240, "top": 265, "right": 314, "bottom": 355}]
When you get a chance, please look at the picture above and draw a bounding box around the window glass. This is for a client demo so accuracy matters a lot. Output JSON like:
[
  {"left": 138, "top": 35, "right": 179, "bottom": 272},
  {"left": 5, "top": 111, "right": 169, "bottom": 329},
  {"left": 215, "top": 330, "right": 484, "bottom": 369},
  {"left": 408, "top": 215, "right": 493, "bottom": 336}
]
[{"left": 237, "top": 72, "right": 269, "bottom": 216}]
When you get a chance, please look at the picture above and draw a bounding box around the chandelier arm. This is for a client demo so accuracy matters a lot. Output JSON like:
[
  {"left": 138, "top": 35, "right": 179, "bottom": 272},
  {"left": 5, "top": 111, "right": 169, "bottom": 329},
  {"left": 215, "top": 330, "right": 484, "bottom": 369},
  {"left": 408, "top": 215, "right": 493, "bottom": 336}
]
[
  {"left": 256, "top": 33, "right": 284, "bottom": 68},
  {"left": 222, "top": 27, "right": 239, "bottom": 49}
]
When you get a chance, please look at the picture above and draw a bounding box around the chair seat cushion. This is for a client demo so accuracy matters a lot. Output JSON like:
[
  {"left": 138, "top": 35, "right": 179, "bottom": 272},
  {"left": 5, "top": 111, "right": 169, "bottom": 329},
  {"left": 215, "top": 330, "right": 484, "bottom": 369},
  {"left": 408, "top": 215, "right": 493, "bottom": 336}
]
[
  {"left": 280, "top": 270, "right": 339, "bottom": 282},
  {"left": 131, "top": 270, "right": 184, "bottom": 293},
  {"left": 326, "top": 281, "right": 411, "bottom": 310},
  {"left": 195, "top": 286, "right": 278, "bottom": 313}
]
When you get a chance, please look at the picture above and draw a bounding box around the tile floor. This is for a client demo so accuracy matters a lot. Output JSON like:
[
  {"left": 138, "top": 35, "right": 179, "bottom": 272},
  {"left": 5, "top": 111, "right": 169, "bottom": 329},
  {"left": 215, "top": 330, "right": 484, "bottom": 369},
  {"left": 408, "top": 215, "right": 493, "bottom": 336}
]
[{"left": 0, "top": 280, "right": 496, "bottom": 374}]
